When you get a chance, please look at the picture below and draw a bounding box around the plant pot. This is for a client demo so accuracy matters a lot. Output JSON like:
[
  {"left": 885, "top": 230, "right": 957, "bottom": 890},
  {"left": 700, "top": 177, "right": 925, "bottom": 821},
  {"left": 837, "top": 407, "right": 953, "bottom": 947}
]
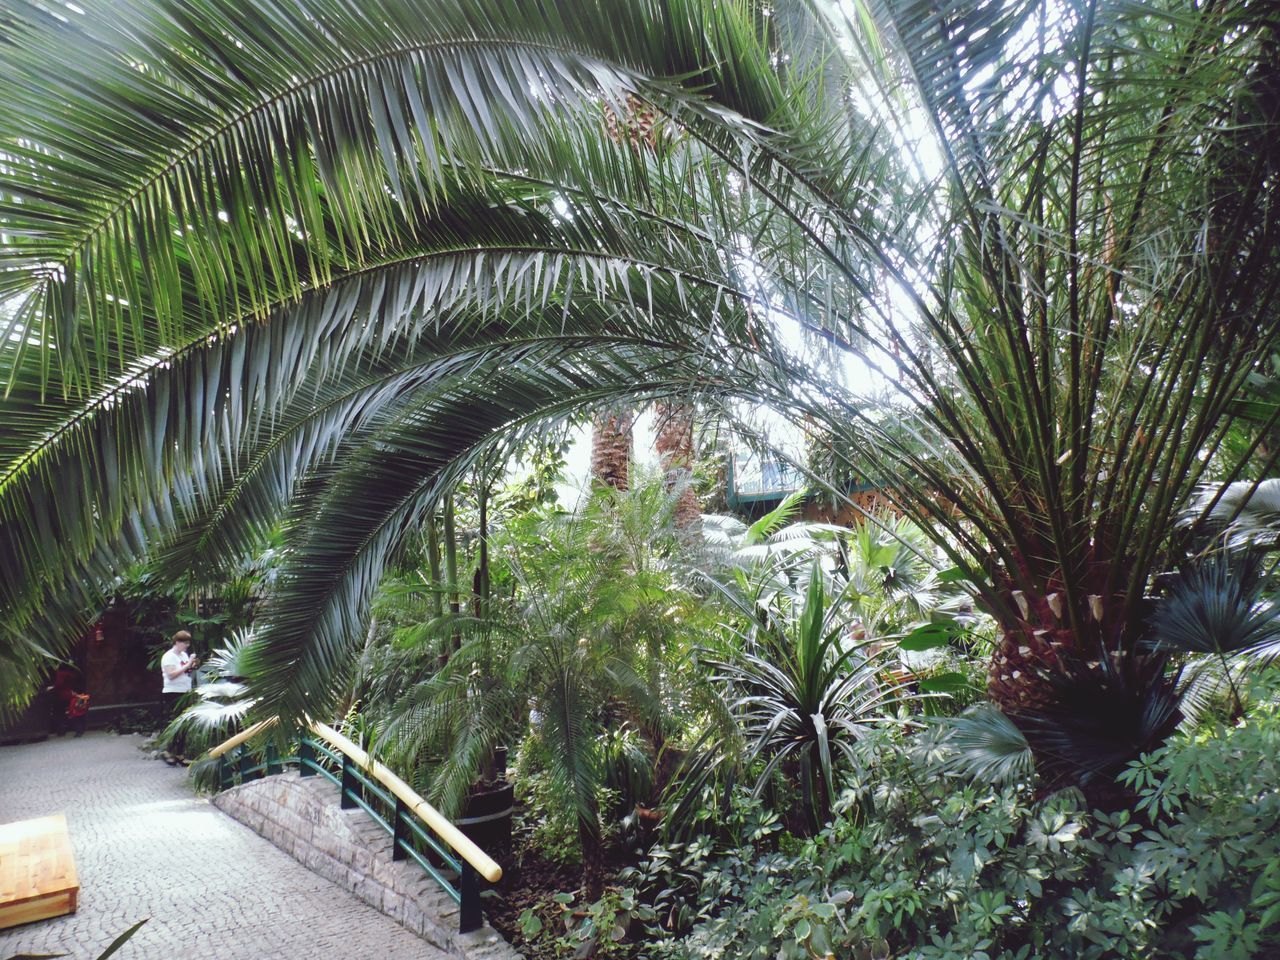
[
  {"left": 653, "top": 744, "right": 688, "bottom": 794},
  {"left": 634, "top": 804, "right": 663, "bottom": 827},
  {"left": 456, "top": 780, "right": 515, "bottom": 856}
]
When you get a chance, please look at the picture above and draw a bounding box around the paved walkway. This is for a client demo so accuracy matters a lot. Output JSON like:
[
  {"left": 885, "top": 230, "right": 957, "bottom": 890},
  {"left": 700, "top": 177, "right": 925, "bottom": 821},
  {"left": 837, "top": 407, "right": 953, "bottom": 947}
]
[{"left": 0, "top": 732, "right": 447, "bottom": 959}]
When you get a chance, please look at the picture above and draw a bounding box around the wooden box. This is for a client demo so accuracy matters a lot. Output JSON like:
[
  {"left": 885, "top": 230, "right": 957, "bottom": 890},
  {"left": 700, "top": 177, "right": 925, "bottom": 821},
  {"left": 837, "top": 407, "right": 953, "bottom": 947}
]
[{"left": 0, "top": 814, "right": 80, "bottom": 930}]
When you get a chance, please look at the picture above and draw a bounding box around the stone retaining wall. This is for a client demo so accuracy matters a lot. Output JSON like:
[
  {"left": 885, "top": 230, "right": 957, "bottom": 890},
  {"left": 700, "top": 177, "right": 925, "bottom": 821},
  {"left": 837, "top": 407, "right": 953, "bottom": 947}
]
[{"left": 213, "top": 771, "right": 522, "bottom": 960}]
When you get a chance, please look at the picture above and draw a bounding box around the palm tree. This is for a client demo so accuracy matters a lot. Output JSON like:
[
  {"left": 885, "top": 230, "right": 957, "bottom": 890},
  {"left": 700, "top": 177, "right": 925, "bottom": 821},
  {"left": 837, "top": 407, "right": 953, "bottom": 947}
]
[
  {"left": 1, "top": 0, "right": 1277, "bottom": 800},
  {"left": 589, "top": 406, "right": 634, "bottom": 491},
  {"left": 588, "top": 96, "right": 662, "bottom": 495},
  {"left": 653, "top": 399, "right": 702, "bottom": 528},
  {"left": 0, "top": 0, "right": 791, "bottom": 721},
  {"left": 369, "top": 474, "right": 703, "bottom": 892}
]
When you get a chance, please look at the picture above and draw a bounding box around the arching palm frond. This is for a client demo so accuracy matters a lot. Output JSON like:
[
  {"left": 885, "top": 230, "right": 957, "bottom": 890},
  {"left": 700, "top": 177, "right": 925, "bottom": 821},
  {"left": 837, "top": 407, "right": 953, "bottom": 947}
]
[
  {"left": 1, "top": 0, "right": 893, "bottom": 719},
  {"left": 0, "top": 153, "right": 780, "bottom": 715},
  {"left": 0, "top": 0, "right": 793, "bottom": 385},
  {"left": 240, "top": 340, "right": 762, "bottom": 728}
]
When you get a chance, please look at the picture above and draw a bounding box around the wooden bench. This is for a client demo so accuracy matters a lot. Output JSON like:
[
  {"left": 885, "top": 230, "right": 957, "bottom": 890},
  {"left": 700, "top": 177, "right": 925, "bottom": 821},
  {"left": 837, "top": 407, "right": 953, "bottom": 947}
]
[{"left": 0, "top": 814, "right": 80, "bottom": 930}]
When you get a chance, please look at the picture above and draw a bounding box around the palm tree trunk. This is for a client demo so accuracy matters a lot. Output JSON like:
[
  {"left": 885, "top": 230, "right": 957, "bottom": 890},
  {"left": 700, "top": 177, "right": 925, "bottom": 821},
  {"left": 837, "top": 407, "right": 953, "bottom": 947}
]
[
  {"left": 590, "top": 406, "right": 633, "bottom": 491},
  {"left": 654, "top": 400, "right": 701, "bottom": 529},
  {"left": 473, "top": 481, "right": 490, "bottom": 618},
  {"left": 586, "top": 97, "right": 661, "bottom": 499},
  {"left": 577, "top": 817, "right": 606, "bottom": 900},
  {"left": 426, "top": 517, "right": 444, "bottom": 620},
  {"left": 443, "top": 496, "right": 460, "bottom": 654}
]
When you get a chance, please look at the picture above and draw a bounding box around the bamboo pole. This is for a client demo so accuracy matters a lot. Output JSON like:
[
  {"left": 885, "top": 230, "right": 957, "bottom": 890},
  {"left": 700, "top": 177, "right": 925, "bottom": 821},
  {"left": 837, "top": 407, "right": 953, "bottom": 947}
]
[
  {"left": 207, "top": 716, "right": 278, "bottom": 758},
  {"left": 308, "top": 722, "right": 502, "bottom": 883}
]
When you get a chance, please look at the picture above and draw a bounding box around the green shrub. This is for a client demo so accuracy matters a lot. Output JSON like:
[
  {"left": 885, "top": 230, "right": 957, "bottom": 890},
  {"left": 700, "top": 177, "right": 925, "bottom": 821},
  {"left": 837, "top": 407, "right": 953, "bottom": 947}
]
[
  {"left": 512, "top": 736, "right": 591, "bottom": 868},
  {"left": 654, "top": 695, "right": 1280, "bottom": 960},
  {"left": 520, "top": 887, "right": 658, "bottom": 960}
]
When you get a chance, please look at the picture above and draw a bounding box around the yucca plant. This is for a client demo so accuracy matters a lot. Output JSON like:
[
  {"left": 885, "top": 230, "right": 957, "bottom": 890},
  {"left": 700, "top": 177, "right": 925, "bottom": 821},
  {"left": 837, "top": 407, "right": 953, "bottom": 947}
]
[{"left": 696, "top": 564, "right": 920, "bottom": 833}]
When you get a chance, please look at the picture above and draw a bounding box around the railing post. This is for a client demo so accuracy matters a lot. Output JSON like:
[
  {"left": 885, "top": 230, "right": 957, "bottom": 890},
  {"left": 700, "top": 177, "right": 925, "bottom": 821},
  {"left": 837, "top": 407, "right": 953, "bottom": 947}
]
[
  {"left": 459, "top": 863, "right": 482, "bottom": 933},
  {"left": 265, "top": 743, "right": 282, "bottom": 776},
  {"left": 234, "top": 744, "right": 246, "bottom": 783},
  {"left": 391, "top": 797, "right": 409, "bottom": 861},
  {"left": 299, "top": 736, "right": 315, "bottom": 777},
  {"left": 249, "top": 744, "right": 265, "bottom": 782},
  {"left": 340, "top": 754, "right": 356, "bottom": 809},
  {"left": 219, "top": 753, "right": 232, "bottom": 790}
]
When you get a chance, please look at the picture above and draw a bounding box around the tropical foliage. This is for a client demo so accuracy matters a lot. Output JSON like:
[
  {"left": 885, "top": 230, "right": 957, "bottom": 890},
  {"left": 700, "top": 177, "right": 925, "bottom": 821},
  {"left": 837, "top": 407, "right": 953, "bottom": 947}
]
[
  {"left": 363, "top": 474, "right": 714, "bottom": 887},
  {"left": 642, "top": 688, "right": 1280, "bottom": 960},
  {"left": 0, "top": 0, "right": 1275, "bottom": 783},
  {"left": 0, "top": 0, "right": 792, "bottom": 720},
  {"left": 3, "top": 0, "right": 1280, "bottom": 955}
]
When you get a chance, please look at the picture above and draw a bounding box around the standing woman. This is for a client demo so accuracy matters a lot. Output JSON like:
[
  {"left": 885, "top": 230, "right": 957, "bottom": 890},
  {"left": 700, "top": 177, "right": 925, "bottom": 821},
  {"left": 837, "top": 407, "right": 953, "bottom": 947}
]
[{"left": 159, "top": 630, "right": 200, "bottom": 762}]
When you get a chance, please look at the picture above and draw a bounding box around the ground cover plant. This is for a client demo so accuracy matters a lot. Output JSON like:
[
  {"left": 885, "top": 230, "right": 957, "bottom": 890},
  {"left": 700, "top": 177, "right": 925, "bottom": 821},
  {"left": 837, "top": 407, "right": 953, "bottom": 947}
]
[{"left": 639, "top": 692, "right": 1280, "bottom": 960}]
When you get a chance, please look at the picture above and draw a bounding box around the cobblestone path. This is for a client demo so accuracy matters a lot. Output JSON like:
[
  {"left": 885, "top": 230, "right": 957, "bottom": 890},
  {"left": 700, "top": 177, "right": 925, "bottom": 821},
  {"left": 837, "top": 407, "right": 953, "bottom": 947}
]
[{"left": 0, "top": 732, "right": 447, "bottom": 959}]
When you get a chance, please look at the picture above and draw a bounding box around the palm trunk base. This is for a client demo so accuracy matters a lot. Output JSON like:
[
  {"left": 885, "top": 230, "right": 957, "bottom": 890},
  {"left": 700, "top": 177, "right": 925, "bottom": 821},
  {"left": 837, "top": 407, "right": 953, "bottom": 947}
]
[
  {"left": 987, "top": 619, "right": 1073, "bottom": 712},
  {"left": 578, "top": 821, "right": 606, "bottom": 900}
]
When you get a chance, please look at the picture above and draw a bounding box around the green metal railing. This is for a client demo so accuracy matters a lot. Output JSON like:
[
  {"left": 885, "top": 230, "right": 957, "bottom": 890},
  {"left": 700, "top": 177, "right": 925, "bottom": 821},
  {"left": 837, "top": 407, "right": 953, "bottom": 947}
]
[{"left": 211, "top": 721, "right": 497, "bottom": 933}]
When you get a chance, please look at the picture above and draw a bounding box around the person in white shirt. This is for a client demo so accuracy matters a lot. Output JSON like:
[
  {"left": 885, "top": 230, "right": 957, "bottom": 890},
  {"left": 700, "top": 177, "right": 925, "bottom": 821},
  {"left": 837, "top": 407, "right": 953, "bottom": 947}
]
[
  {"left": 161, "top": 630, "right": 199, "bottom": 693},
  {"left": 159, "top": 630, "right": 200, "bottom": 763}
]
